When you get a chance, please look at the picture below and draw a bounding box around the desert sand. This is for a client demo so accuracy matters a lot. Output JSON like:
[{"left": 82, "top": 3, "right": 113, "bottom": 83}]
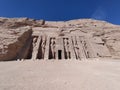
[{"left": 0, "top": 59, "right": 120, "bottom": 90}]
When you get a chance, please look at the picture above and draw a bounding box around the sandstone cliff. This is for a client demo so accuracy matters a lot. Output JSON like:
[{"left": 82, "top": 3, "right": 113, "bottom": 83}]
[
  {"left": 0, "top": 18, "right": 44, "bottom": 61},
  {"left": 0, "top": 17, "right": 120, "bottom": 61},
  {"left": 0, "top": 26, "right": 32, "bottom": 61}
]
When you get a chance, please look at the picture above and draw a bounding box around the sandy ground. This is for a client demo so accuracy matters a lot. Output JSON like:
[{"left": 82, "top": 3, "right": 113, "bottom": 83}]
[{"left": 0, "top": 59, "right": 120, "bottom": 90}]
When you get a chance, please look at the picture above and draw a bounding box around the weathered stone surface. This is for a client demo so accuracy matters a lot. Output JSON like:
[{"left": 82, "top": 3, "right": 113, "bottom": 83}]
[
  {"left": 0, "top": 17, "right": 120, "bottom": 61},
  {"left": 0, "top": 17, "right": 45, "bottom": 28},
  {"left": 0, "top": 23, "right": 32, "bottom": 61}
]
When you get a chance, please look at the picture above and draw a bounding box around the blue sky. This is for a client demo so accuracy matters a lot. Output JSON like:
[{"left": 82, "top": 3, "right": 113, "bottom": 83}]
[{"left": 0, "top": 0, "right": 120, "bottom": 24}]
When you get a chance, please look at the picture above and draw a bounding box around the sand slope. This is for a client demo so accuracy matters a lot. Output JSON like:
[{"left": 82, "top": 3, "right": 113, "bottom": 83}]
[{"left": 0, "top": 59, "right": 120, "bottom": 90}]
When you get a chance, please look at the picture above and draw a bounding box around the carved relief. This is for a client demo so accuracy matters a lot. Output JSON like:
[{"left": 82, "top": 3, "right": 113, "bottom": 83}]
[{"left": 30, "top": 35, "right": 111, "bottom": 60}]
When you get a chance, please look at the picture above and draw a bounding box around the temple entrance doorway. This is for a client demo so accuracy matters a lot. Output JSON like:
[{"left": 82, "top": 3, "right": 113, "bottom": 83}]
[{"left": 58, "top": 50, "right": 62, "bottom": 59}]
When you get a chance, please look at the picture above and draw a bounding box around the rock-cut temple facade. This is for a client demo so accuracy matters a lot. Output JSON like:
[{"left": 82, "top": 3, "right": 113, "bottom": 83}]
[
  {"left": 26, "top": 27, "right": 111, "bottom": 60},
  {"left": 1, "top": 18, "right": 120, "bottom": 61}
]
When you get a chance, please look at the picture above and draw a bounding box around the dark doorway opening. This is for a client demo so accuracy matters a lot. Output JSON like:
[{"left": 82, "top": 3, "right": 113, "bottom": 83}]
[
  {"left": 58, "top": 50, "right": 62, "bottom": 59},
  {"left": 49, "top": 46, "right": 52, "bottom": 59},
  {"left": 26, "top": 41, "right": 33, "bottom": 59},
  {"left": 37, "top": 40, "right": 42, "bottom": 59}
]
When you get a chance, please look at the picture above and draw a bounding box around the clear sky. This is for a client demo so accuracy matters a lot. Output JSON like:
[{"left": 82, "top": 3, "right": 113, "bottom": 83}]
[{"left": 0, "top": 0, "right": 120, "bottom": 24}]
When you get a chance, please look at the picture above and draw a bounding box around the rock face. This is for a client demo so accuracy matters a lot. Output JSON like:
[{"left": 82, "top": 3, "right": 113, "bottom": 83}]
[
  {"left": 0, "top": 18, "right": 44, "bottom": 61},
  {"left": 0, "top": 17, "right": 120, "bottom": 61},
  {"left": 0, "top": 26, "right": 31, "bottom": 61}
]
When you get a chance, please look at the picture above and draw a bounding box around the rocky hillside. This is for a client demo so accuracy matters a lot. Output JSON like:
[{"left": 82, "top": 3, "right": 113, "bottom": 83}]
[
  {"left": 0, "top": 17, "right": 44, "bottom": 61},
  {"left": 0, "top": 17, "right": 120, "bottom": 61}
]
